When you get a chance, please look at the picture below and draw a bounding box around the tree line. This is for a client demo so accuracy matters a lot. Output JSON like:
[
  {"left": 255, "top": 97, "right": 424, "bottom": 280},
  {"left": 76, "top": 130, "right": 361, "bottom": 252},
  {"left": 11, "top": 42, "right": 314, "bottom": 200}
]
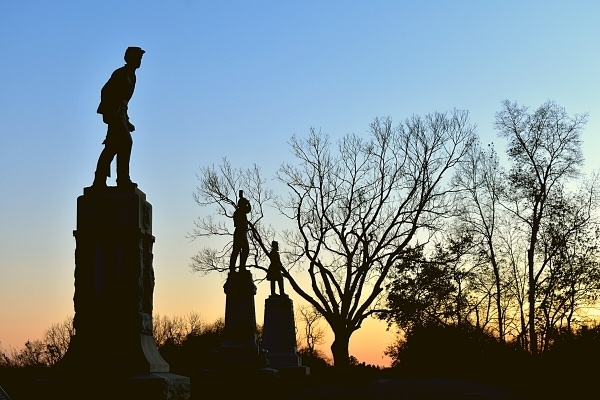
[
  {"left": 3, "top": 309, "right": 600, "bottom": 397},
  {"left": 0, "top": 307, "right": 330, "bottom": 370},
  {"left": 380, "top": 100, "right": 600, "bottom": 356}
]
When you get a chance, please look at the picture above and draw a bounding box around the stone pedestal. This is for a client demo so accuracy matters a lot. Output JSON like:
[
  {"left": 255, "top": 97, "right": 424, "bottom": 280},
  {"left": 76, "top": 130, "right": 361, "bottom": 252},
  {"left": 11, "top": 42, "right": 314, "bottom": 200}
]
[
  {"left": 197, "top": 270, "right": 277, "bottom": 394},
  {"left": 35, "top": 186, "right": 190, "bottom": 399},
  {"left": 218, "top": 270, "right": 272, "bottom": 371},
  {"left": 200, "top": 269, "right": 278, "bottom": 384},
  {"left": 262, "top": 295, "right": 310, "bottom": 377}
]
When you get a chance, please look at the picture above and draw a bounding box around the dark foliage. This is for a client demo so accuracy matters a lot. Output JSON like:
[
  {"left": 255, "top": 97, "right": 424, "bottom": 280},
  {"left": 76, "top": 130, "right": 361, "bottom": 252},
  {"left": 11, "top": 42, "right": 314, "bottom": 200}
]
[
  {"left": 297, "top": 348, "right": 330, "bottom": 374},
  {"left": 158, "top": 318, "right": 225, "bottom": 374},
  {"left": 394, "top": 323, "right": 521, "bottom": 378},
  {"left": 381, "top": 321, "right": 600, "bottom": 398},
  {"left": 6, "top": 322, "right": 600, "bottom": 398},
  {"left": 536, "top": 325, "right": 600, "bottom": 397},
  {"left": 0, "top": 364, "right": 51, "bottom": 400}
]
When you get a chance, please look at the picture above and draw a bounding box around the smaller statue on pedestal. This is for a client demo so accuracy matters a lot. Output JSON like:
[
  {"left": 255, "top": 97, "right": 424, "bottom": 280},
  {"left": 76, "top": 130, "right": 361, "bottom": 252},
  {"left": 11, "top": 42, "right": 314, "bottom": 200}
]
[
  {"left": 229, "top": 190, "right": 252, "bottom": 273},
  {"left": 267, "top": 241, "right": 286, "bottom": 296}
]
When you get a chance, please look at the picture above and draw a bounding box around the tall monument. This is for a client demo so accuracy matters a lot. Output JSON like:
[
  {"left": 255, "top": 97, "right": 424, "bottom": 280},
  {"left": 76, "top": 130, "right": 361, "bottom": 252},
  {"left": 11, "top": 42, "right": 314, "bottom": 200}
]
[
  {"left": 65, "top": 185, "right": 168, "bottom": 372},
  {"left": 34, "top": 186, "right": 191, "bottom": 399},
  {"left": 33, "top": 47, "right": 190, "bottom": 399},
  {"left": 261, "top": 241, "right": 309, "bottom": 377},
  {"left": 204, "top": 191, "right": 277, "bottom": 383},
  {"left": 219, "top": 269, "right": 268, "bottom": 369}
]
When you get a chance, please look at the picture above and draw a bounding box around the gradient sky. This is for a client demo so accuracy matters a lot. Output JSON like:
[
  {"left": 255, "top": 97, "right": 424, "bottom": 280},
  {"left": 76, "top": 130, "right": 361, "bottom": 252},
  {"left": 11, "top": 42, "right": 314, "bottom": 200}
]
[{"left": 2, "top": 1, "right": 600, "bottom": 367}]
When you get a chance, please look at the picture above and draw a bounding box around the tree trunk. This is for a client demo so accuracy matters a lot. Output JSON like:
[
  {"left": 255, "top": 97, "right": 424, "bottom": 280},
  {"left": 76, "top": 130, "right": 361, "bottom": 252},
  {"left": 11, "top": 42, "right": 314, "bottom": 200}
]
[
  {"left": 330, "top": 329, "right": 351, "bottom": 368},
  {"left": 528, "top": 246, "right": 538, "bottom": 355},
  {"left": 526, "top": 198, "right": 543, "bottom": 356},
  {"left": 489, "top": 245, "right": 504, "bottom": 343},
  {"left": 519, "top": 301, "right": 528, "bottom": 351}
]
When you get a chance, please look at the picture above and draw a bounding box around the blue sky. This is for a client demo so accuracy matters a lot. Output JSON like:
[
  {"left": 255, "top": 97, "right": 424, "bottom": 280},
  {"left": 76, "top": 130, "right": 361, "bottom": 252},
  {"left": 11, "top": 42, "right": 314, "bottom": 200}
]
[{"left": 1, "top": 1, "right": 600, "bottom": 366}]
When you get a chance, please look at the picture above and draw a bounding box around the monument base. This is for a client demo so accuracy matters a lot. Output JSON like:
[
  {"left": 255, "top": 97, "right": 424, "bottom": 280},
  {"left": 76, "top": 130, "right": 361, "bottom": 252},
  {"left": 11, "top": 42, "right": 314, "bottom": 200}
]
[
  {"left": 262, "top": 295, "right": 309, "bottom": 377},
  {"left": 33, "top": 185, "right": 192, "bottom": 400},
  {"left": 60, "top": 332, "right": 170, "bottom": 373},
  {"left": 220, "top": 270, "right": 274, "bottom": 370},
  {"left": 32, "top": 372, "right": 190, "bottom": 400}
]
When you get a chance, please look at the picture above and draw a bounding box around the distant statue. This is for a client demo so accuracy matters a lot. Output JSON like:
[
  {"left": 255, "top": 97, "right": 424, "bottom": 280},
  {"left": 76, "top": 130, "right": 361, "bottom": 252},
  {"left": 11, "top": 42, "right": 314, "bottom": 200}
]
[
  {"left": 267, "top": 241, "right": 285, "bottom": 296},
  {"left": 229, "top": 190, "right": 252, "bottom": 273},
  {"left": 92, "top": 46, "right": 145, "bottom": 188}
]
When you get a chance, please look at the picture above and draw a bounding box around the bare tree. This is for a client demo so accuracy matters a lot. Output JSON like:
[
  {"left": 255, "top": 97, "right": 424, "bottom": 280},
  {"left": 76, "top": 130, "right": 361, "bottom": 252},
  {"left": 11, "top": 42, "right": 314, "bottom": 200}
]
[
  {"left": 191, "top": 110, "right": 477, "bottom": 367},
  {"left": 153, "top": 313, "right": 205, "bottom": 348},
  {"left": 297, "top": 304, "right": 326, "bottom": 353},
  {"left": 496, "top": 213, "right": 530, "bottom": 349},
  {"left": 453, "top": 141, "right": 507, "bottom": 341},
  {"left": 534, "top": 179, "right": 600, "bottom": 350},
  {"left": 7, "top": 340, "right": 46, "bottom": 367},
  {"left": 190, "top": 161, "right": 275, "bottom": 275},
  {"left": 43, "top": 316, "right": 74, "bottom": 365},
  {"left": 0, "top": 343, "right": 10, "bottom": 367},
  {"left": 495, "top": 100, "right": 587, "bottom": 354},
  {"left": 186, "top": 311, "right": 204, "bottom": 336}
]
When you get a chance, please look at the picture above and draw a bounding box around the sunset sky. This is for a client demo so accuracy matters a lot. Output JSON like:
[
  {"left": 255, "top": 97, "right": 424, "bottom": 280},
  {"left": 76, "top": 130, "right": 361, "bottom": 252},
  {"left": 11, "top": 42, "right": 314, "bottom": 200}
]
[{"left": 2, "top": 1, "right": 600, "bottom": 367}]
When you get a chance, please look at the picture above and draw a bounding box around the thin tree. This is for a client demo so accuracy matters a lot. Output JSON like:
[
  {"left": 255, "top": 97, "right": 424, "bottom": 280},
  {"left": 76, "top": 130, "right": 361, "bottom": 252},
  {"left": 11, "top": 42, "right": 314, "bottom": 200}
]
[
  {"left": 535, "top": 179, "right": 600, "bottom": 350},
  {"left": 297, "top": 304, "right": 326, "bottom": 354},
  {"left": 494, "top": 100, "right": 587, "bottom": 354},
  {"left": 43, "top": 316, "right": 74, "bottom": 365},
  {"left": 453, "top": 142, "right": 507, "bottom": 342},
  {"left": 496, "top": 213, "right": 529, "bottom": 349}
]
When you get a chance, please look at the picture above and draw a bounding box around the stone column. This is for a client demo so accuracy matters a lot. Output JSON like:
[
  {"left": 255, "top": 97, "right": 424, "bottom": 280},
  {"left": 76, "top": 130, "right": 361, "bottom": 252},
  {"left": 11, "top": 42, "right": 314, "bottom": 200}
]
[
  {"left": 219, "top": 269, "right": 269, "bottom": 369},
  {"left": 197, "top": 270, "right": 278, "bottom": 397},
  {"left": 262, "top": 295, "right": 309, "bottom": 377},
  {"left": 34, "top": 186, "right": 190, "bottom": 400},
  {"left": 65, "top": 186, "right": 167, "bottom": 371}
]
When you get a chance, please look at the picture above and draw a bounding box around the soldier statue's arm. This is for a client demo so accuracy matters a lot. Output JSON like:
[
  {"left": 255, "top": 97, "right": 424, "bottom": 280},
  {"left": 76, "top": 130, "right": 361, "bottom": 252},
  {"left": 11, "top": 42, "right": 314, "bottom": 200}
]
[{"left": 97, "top": 67, "right": 134, "bottom": 129}]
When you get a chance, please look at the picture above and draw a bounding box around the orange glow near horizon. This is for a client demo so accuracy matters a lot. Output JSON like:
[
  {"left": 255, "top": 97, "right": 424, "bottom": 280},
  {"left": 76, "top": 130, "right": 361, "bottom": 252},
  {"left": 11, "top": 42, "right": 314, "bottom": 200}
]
[{"left": 1, "top": 265, "right": 394, "bottom": 368}]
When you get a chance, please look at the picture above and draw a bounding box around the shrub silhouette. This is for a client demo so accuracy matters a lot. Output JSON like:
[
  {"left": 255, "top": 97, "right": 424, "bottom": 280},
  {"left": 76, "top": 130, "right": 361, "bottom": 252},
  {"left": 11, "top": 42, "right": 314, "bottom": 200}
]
[{"left": 392, "top": 322, "right": 528, "bottom": 383}]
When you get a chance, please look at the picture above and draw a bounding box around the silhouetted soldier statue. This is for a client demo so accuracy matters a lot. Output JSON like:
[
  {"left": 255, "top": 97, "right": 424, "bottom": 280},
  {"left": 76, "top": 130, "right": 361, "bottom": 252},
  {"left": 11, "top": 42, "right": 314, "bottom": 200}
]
[
  {"left": 93, "top": 46, "right": 145, "bottom": 188},
  {"left": 267, "top": 241, "right": 285, "bottom": 296},
  {"left": 229, "top": 190, "right": 252, "bottom": 272}
]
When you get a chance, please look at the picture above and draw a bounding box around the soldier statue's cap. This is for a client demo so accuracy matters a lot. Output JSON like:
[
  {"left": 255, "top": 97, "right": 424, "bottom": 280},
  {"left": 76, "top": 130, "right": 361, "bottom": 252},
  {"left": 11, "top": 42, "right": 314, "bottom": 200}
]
[
  {"left": 126, "top": 46, "right": 145, "bottom": 54},
  {"left": 125, "top": 46, "right": 145, "bottom": 59}
]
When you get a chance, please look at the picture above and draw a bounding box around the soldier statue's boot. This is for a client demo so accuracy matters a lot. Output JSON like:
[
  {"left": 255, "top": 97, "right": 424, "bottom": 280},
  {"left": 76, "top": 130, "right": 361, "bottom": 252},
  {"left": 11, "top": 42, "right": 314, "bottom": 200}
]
[{"left": 117, "top": 177, "right": 137, "bottom": 188}]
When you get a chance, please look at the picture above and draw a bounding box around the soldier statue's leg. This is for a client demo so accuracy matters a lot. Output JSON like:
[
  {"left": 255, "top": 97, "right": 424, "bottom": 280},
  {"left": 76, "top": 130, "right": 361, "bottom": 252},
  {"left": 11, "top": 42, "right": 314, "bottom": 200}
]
[
  {"left": 114, "top": 118, "right": 135, "bottom": 187},
  {"left": 277, "top": 278, "right": 285, "bottom": 295},
  {"left": 239, "top": 236, "right": 249, "bottom": 271},
  {"left": 229, "top": 243, "right": 240, "bottom": 272},
  {"left": 93, "top": 126, "right": 117, "bottom": 187}
]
